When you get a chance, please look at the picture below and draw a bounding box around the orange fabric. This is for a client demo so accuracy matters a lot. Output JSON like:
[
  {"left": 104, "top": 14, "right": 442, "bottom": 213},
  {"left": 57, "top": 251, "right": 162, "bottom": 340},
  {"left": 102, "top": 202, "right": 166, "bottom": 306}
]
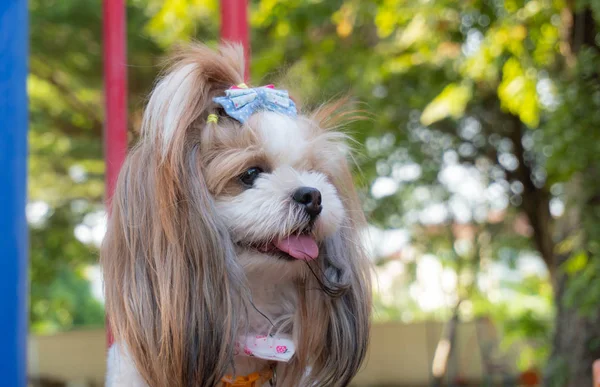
[
  {"left": 519, "top": 369, "right": 540, "bottom": 386},
  {"left": 221, "top": 365, "right": 273, "bottom": 387}
]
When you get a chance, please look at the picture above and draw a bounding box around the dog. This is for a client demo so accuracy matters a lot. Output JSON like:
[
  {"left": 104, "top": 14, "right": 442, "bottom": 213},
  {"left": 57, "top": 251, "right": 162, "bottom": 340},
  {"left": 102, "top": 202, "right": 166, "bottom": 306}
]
[{"left": 101, "top": 43, "right": 372, "bottom": 387}]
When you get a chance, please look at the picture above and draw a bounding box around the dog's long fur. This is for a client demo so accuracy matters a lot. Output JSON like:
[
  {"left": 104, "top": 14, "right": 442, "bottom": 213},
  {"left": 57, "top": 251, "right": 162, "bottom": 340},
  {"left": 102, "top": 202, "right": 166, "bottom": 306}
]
[{"left": 101, "top": 43, "right": 371, "bottom": 387}]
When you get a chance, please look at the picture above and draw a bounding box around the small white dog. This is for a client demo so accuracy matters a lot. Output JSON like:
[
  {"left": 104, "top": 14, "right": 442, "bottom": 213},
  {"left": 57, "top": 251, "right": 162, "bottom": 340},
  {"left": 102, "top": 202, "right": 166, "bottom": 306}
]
[{"left": 101, "top": 43, "right": 371, "bottom": 387}]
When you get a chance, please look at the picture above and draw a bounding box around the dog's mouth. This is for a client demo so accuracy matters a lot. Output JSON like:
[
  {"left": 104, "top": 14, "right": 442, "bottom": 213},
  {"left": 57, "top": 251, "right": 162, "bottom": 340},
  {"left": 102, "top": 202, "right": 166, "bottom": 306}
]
[{"left": 245, "top": 233, "right": 319, "bottom": 261}]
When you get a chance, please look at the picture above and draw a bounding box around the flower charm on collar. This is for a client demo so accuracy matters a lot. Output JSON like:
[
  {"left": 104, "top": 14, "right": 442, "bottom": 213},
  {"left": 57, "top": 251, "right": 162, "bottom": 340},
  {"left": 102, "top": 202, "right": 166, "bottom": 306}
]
[{"left": 213, "top": 84, "right": 297, "bottom": 123}]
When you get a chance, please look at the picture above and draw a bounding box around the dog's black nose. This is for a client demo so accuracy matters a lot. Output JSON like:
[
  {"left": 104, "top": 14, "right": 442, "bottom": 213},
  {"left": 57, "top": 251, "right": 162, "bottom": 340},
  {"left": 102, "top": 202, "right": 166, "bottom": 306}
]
[{"left": 293, "top": 187, "right": 322, "bottom": 219}]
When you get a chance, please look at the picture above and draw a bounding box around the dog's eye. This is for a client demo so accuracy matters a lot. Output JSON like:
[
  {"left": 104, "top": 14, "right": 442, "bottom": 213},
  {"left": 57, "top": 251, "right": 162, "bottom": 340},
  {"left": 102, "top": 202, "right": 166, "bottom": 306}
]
[{"left": 239, "top": 167, "right": 263, "bottom": 187}]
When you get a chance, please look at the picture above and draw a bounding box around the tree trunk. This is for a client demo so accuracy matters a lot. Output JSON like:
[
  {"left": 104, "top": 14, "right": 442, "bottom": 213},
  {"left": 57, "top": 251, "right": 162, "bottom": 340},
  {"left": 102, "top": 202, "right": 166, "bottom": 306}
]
[
  {"left": 546, "top": 262, "right": 600, "bottom": 386},
  {"left": 543, "top": 5, "right": 600, "bottom": 386}
]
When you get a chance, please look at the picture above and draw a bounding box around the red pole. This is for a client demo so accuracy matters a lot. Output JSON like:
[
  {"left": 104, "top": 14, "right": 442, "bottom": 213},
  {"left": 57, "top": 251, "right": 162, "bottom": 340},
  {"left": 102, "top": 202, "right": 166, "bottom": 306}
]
[
  {"left": 103, "top": 0, "right": 127, "bottom": 199},
  {"left": 220, "top": 0, "right": 250, "bottom": 80},
  {"left": 103, "top": 0, "right": 127, "bottom": 347}
]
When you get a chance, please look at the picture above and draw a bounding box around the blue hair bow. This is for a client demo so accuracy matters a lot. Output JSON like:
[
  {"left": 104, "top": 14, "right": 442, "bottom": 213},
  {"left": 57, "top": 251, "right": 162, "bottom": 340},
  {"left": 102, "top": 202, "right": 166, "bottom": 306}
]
[{"left": 213, "top": 84, "right": 297, "bottom": 124}]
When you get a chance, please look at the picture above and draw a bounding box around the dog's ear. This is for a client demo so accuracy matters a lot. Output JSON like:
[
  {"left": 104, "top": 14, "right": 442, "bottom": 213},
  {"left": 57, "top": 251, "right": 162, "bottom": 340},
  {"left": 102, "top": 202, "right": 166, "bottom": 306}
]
[
  {"left": 142, "top": 42, "right": 245, "bottom": 161},
  {"left": 292, "top": 121, "right": 373, "bottom": 386},
  {"left": 101, "top": 44, "right": 246, "bottom": 387}
]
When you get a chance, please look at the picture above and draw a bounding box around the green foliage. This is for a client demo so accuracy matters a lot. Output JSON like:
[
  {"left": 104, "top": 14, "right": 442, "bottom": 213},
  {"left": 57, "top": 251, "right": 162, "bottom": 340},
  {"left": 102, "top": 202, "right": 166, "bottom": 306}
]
[
  {"left": 421, "top": 83, "right": 473, "bottom": 125},
  {"left": 498, "top": 58, "right": 540, "bottom": 127},
  {"left": 28, "top": 0, "right": 165, "bottom": 333},
  {"left": 543, "top": 46, "right": 600, "bottom": 319},
  {"left": 545, "top": 355, "right": 570, "bottom": 387},
  {"left": 543, "top": 48, "right": 600, "bottom": 183},
  {"left": 29, "top": 204, "right": 105, "bottom": 333},
  {"left": 563, "top": 250, "right": 588, "bottom": 275},
  {"left": 563, "top": 259, "right": 600, "bottom": 316}
]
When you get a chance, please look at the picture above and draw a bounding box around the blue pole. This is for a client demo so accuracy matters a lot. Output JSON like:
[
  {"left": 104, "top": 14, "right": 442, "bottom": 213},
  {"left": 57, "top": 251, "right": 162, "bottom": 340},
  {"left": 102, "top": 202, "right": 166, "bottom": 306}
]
[{"left": 0, "top": 0, "right": 29, "bottom": 385}]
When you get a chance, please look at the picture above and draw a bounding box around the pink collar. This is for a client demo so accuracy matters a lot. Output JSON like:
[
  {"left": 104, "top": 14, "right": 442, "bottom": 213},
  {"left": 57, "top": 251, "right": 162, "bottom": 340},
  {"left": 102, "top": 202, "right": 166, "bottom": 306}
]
[{"left": 234, "top": 333, "right": 295, "bottom": 362}]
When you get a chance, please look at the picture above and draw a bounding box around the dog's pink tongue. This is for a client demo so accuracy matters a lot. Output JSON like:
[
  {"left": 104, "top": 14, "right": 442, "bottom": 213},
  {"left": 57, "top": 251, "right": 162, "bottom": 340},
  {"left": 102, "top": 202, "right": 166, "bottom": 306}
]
[{"left": 274, "top": 235, "right": 319, "bottom": 261}]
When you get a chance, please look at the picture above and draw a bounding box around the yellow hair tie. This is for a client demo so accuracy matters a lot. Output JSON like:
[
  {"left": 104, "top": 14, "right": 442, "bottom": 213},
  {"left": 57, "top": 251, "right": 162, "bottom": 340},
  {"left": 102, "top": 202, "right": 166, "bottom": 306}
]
[
  {"left": 236, "top": 83, "right": 249, "bottom": 89},
  {"left": 207, "top": 114, "right": 219, "bottom": 124}
]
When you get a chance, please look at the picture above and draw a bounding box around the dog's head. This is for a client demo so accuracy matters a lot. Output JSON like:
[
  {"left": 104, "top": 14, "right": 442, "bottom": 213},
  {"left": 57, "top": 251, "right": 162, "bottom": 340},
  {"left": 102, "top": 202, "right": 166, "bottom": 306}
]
[
  {"left": 102, "top": 44, "right": 371, "bottom": 387},
  {"left": 205, "top": 111, "right": 351, "bottom": 278}
]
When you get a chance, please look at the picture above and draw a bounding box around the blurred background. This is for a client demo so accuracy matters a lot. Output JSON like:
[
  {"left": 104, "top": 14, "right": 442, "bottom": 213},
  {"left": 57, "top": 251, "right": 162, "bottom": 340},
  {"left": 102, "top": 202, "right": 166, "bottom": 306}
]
[{"left": 27, "top": 0, "right": 600, "bottom": 386}]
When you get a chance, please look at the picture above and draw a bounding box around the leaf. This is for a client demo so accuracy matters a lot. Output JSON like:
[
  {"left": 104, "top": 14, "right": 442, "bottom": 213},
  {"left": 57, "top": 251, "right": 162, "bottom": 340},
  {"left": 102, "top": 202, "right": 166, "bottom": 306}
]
[
  {"left": 398, "top": 14, "right": 427, "bottom": 48},
  {"left": 145, "top": 0, "right": 217, "bottom": 47},
  {"left": 420, "top": 83, "right": 472, "bottom": 125},
  {"left": 498, "top": 57, "right": 540, "bottom": 127},
  {"left": 374, "top": 5, "right": 399, "bottom": 38},
  {"left": 563, "top": 250, "right": 589, "bottom": 275},
  {"left": 555, "top": 232, "right": 583, "bottom": 255}
]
